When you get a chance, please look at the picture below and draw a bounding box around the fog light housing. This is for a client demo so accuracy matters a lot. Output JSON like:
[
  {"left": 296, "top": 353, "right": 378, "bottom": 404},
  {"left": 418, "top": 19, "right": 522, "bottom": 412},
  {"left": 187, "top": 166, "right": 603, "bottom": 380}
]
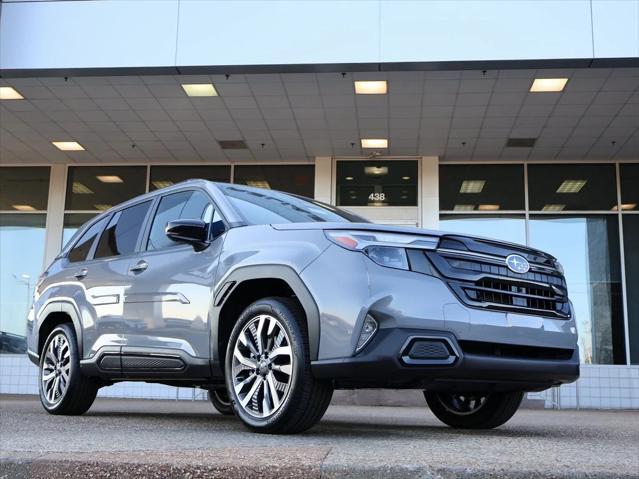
[{"left": 356, "top": 314, "right": 378, "bottom": 352}]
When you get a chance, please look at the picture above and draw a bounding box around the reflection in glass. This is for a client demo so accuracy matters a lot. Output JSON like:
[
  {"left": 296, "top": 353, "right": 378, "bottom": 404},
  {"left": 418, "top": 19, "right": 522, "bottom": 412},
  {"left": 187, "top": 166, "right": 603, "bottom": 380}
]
[
  {"left": 336, "top": 161, "right": 417, "bottom": 207},
  {"left": 439, "top": 215, "right": 526, "bottom": 245},
  {"left": 619, "top": 164, "right": 639, "bottom": 210},
  {"left": 0, "top": 167, "right": 50, "bottom": 211},
  {"left": 234, "top": 165, "right": 314, "bottom": 197},
  {"left": 439, "top": 165, "right": 524, "bottom": 211},
  {"left": 623, "top": 215, "right": 639, "bottom": 364},
  {"left": 65, "top": 166, "right": 146, "bottom": 211},
  {"left": 149, "top": 165, "right": 231, "bottom": 190},
  {"left": 528, "top": 164, "right": 617, "bottom": 211},
  {"left": 529, "top": 215, "right": 625, "bottom": 364},
  {"left": 63, "top": 214, "right": 98, "bottom": 248},
  {"left": 0, "top": 214, "right": 46, "bottom": 353}
]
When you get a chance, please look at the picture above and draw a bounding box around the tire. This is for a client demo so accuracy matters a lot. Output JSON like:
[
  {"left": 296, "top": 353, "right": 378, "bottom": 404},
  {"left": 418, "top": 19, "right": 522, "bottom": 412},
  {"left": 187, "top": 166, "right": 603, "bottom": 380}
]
[
  {"left": 209, "top": 388, "right": 234, "bottom": 416},
  {"left": 39, "top": 323, "right": 98, "bottom": 415},
  {"left": 424, "top": 390, "right": 524, "bottom": 429},
  {"left": 225, "top": 297, "right": 333, "bottom": 434}
]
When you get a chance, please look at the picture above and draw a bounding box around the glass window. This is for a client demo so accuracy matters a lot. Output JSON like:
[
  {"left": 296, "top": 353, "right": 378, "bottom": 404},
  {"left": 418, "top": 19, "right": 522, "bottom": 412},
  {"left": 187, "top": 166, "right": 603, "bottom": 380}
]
[
  {"left": 439, "top": 215, "right": 526, "bottom": 245},
  {"left": 0, "top": 214, "right": 46, "bottom": 352},
  {"left": 0, "top": 167, "right": 50, "bottom": 211},
  {"left": 149, "top": 165, "right": 231, "bottom": 190},
  {"left": 95, "top": 201, "right": 152, "bottom": 259},
  {"left": 147, "top": 190, "right": 213, "bottom": 251},
  {"left": 63, "top": 214, "right": 98, "bottom": 248},
  {"left": 528, "top": 164, "right": 617, "bottom": 211},
  {"left": 233, "top": 165, "right": 314, "bottom": 197},
  {"left": 623, "top": 215, "right": 639, "bottom": 364},
  {"left": 439, "top": 164, "right": 524, "bottom": 211},
  {"left": 336, "top": 160, "right": 418, "bottom": 207},
  {"left": 529, "top": 215, "right": 625, "bottom": 364},
  {"left": 67, "top": 216, "right": 109, "bottom": 263},
  {"left": 620, "top": 164, "right": 639, "bottom": 210},
  {"left": 221, "top": 184, "right": 367, "bottom": 225},
  {"left": 65, "top": 166, "right": 146, "bottom": 211}
]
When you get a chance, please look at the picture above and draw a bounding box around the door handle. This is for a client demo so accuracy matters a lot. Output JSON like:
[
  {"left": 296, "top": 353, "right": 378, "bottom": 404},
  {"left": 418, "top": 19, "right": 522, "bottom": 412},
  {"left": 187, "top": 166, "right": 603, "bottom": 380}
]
[
  {"left": 73, "top": 268, "right": 88, "bottom": 280},
  {"left": 129, "top": 260, "right": 148, "bottom": 273}
]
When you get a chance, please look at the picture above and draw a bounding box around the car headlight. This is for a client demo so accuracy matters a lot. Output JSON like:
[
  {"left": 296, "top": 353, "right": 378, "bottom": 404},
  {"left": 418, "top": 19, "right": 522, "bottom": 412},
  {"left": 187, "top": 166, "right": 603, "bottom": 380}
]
[{"left": 324, "top": 230, "right": 439, "bottom": 271}]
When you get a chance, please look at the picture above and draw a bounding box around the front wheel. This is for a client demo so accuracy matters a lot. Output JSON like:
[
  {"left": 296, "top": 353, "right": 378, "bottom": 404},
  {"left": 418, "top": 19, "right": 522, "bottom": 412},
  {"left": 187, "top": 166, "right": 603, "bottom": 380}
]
[
  {"left": 424, "top": 390, "right": 524, "bottom": 429},
  {"left": 225, "top": 297, "right": 333, "bottom": 434}
]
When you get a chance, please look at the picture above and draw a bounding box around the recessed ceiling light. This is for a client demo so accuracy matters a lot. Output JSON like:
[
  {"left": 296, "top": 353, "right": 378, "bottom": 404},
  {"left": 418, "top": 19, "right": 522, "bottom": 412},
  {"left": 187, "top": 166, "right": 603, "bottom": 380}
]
[
  {"left": 478, "top": 204, "right": 500, "bottom": 211},
  {"left": 611, "top": 203, "right": 637, "bottom": 211},
  {"left": 530, "top": 78, "right": 568, "bottom": 93},
  {"left": 94, "top": 204, "right": 113, "bottom": 211},
  {"left": 52, "top": 141, "right": 84, "bottom": 151},
  {"left": 459, "top": 180, "right": 486, "bottom": 193},
  {"left": 218, "top": 140, "right": 247, "bottom": 150},
  {"left": 152, "top": 180, "right": 174, "bottom": 189},
  {"left": 361, "top": 139, "right": 388, "bottom": 148},
  {"left": 542, "top": 204, "right": 566, "bottom": 212},
  {"left": 557, "top": 179, "right": 587, "bottom": 193},
  {"left": 96, "top": 175, "right": 123, "bottom": 183},
  {"left": 181, "top": 83, "right": 218, "bottom": 97},
  {"left": 402, "top": 176, "right": 411, "bottom": 180},
  {"left": 506, "top": 138, "right": 536, "bottom": 148},
  {"left": 245, "top": 180, "right": 271, "bottom": 189},
  {"left": 72, "top": 182, "right": 93, "bottom": 194},
  {"left": 453, "top": 205, "right": 475, "bottom": 211},
  {"left": 345, "top": 176, "right": 354, "bottom": 181},
  {"left": 0, "top": 87, "right": 24, "bottom": 100},
  {"left": 12, "top": 204, "right": 36, "bottom": 211},
  {"left": 364, "top": 166, "right": 388, "bottom": 176},
  {"left": 354, "top": 80, "right": 387, "bottom": 95}
]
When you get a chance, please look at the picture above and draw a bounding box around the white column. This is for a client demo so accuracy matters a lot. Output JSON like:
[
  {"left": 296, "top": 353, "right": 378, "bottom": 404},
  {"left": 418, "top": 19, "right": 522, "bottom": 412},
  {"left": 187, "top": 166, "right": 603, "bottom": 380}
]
[
  {"left": 420, "top": 156, "right": 439, "bottom": 230},
  {"left": 314, "top": 156, "right": 332, "bottom": 204},
  {"left": 43, "top": 164, "right": 67, "bottom": 268}
]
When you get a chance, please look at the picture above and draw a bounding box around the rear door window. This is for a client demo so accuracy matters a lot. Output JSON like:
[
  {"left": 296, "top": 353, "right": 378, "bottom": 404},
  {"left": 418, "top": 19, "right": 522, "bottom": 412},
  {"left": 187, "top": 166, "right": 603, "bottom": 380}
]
[
  {"left": 94, "top": 201, "right": 152, "bottom": 259},
  {"left": 67, "top": 216, "right": 109, "bottom": 263}
]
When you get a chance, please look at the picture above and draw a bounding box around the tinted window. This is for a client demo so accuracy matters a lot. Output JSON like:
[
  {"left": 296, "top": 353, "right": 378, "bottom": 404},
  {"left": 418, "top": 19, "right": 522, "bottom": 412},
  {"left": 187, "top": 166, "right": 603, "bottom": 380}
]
[
  {"left": 65, "top": 166, "right": 146, "bottom": 211},
  {"left": 149, "top": 165, "right": 230, "bottom": 190},
  {"left": 147, "top": 191, "right": 213, "bottom": 251},
  {"left": 95, "top": 201, "right": 151, "bottom": 258},
  {"left": 0, "top": 167, "right": 50, "bottom": 211},
  {"left": 221, "top": 185, "right": 367, "bottom": 224},
  {"left": 233, "top": 165, "right": 314, "bottom": 197},
  {"left": 620, "top": 164, "right": 638, "bottom": 210},
  {"left": 68, "top": 216, "right": 109, "bottom": 263}
]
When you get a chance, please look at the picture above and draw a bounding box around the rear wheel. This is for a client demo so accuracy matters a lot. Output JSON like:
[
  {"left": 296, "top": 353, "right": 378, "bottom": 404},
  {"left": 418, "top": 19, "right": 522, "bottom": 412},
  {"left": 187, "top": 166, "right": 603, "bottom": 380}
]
[
  {"left": 209, "top": 388, "right": 234, "bottom": 416},
  {"left": 424, "top": 390, "right": 524, "bottom": 429},
  {"left": 39, "top": 323, "right": 98, "bottom": 415},
  {"left": 225, "top": 297, "right": 333, "bottom": 434}
]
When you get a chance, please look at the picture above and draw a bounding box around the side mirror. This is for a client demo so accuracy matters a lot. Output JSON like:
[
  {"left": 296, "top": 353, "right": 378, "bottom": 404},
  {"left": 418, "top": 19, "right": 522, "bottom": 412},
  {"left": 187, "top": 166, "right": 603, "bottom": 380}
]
[{"left": 166, "top": 219, "right": 209, "bottom": 250}]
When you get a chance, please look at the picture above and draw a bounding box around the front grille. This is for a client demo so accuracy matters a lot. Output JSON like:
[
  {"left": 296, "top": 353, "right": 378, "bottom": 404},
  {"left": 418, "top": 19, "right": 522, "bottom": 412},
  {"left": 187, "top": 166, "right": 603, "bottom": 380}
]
[{"left": 426, "top": 235, "right": 570, "bottom": 318}]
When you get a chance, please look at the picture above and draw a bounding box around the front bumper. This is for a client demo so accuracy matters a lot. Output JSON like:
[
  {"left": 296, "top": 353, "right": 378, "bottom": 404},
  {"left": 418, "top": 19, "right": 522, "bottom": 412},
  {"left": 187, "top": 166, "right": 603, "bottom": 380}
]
[{"left": 311, "top": 327, "right": 580, "bottom": 392}]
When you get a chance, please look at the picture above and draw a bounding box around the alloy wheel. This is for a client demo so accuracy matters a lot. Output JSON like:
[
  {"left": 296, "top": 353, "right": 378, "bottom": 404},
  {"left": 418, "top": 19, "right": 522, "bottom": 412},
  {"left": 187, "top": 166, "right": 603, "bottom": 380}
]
[
  {"left": 436, "top": 392, "right": 488, "bottom": 416},
  {"left": 231, "top": 314, "right": 294, "bottom": 418},
  {"left": 41, "top": 333, "right": 71, "bottom": 405}
]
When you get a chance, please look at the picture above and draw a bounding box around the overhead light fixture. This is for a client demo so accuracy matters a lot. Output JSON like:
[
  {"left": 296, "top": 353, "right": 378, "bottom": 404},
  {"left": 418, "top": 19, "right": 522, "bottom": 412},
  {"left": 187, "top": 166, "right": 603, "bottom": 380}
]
[
  {"left": 361, "top": 139, "right": 388, "bottom": 149},
  {"left": 557, "top": 179, "right": 587, "bottom": 194},
  {"left": 354, "top": 80, "right": 387, "bottom": 95},
  {"left": 0, "top": 87, "right": 24, "bottom": 100},
  {"left": 152, "top": 180, "right": 174, "bottom": 189},
  {"left": 542, "top": 204, "right": 566, "bottom": 212},
  {"left": 218, "top": 140, "right": 248, "bottom": 150},
  {"left": 506, "top": 138, "right": 537, "bottom": 148},
  {"left": 459, "top": 180, "right": 486, "bottom": 193},
  {"left": 364, "top": 166, "right": 388, "bottom": 176},
  {"left": 345, "top": 176, "right": 354, "bottom": 181},
  {"left": 402, "top": 176, "right": 411, "bottom": 181},
  {"left": 453, "top": 205, "right": 475, "bottom": 211},
  {"left": 181, "top": 83, "right": 218, "bottom": 97},
  {"left": 52, "top": 141, "right": 85, "bottom": 151},
  {"left": 12, "top": 204, "right": 36, "bottom": 211},
  {"left": 611, "top": 203, "right": 637, "bottom": 211},
  {"left": 478, "top": 204, "right": 500, "bottom": 211},
  {"left": 245, "top": 180, "right": 271, "bottom": 189},
  {"left": 72, "top": 182, "right": 93, "bottom": 194},
  {"left": 97, "top": 175, "right": 124, "bottom": 183},
  {"left": 94, "top": 204, "right": 112, "bottom": 211},
  {"left": 530, "top": 78, "right": 568, "bottom": 93}
]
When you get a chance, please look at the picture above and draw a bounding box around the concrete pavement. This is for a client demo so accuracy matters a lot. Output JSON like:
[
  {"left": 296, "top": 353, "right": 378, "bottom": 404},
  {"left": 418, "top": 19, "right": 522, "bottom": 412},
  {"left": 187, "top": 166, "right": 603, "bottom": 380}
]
[{"left": 1, "top": 395, "right": 638, "bottom": 478}]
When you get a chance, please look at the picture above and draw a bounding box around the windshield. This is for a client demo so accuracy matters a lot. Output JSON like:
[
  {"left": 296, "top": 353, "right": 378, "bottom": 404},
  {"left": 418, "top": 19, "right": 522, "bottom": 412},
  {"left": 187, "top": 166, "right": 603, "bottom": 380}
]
[{"left": 220, "top": 185, "right": 368, "bottom": 224}]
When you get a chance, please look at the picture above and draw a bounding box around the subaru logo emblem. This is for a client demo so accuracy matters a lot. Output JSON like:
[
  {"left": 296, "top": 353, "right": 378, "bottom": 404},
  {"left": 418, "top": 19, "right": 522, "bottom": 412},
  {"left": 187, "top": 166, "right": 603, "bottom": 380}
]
[{"left": 506, "top": 254, "right": 530, "bottom": 274}]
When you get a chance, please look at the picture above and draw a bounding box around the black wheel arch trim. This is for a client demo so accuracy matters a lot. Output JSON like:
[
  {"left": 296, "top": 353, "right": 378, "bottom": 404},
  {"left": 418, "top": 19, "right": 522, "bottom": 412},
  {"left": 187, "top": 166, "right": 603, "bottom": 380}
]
[
  {"left": 35, "top": 300, "right": 84, "bottom": 362},
  {"left": 211, "top": 264, "right": 321, "bottom": 362}
]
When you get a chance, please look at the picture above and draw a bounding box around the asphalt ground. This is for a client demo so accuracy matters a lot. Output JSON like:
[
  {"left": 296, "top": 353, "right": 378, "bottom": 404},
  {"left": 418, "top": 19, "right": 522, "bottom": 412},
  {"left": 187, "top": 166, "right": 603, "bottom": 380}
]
[{"left": 1, "top": 395, "right": 638, "bottom": 478}]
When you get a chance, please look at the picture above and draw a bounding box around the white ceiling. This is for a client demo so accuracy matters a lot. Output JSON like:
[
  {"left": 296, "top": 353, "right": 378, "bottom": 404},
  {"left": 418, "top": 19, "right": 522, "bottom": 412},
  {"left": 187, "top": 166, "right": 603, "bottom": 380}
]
[{"left": 0, "top": 67, "right": 637, "bottom": 164}]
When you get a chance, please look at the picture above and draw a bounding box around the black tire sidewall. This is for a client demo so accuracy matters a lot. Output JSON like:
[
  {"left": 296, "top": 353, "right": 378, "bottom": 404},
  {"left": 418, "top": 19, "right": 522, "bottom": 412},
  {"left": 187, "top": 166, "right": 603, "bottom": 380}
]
[
  {"left": 38, "top": 324, "right": 81, "bottom": 413},
  {"left": 224, "top": 298, "right": 307, "bottom": 430}
]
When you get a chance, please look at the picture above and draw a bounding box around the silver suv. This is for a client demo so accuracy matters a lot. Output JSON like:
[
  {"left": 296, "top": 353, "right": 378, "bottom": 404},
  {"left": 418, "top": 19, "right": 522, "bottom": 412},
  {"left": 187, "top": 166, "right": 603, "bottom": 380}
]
[{"left": 27, "top": 180, "right": 579, "bottom": 433}]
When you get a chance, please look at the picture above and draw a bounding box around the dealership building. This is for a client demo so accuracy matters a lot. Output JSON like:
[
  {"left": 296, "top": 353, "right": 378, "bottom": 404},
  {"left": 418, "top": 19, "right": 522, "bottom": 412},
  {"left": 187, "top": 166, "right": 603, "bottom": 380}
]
[{"left": 0, "top": 0, "right": 638, "bottom": 408}]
